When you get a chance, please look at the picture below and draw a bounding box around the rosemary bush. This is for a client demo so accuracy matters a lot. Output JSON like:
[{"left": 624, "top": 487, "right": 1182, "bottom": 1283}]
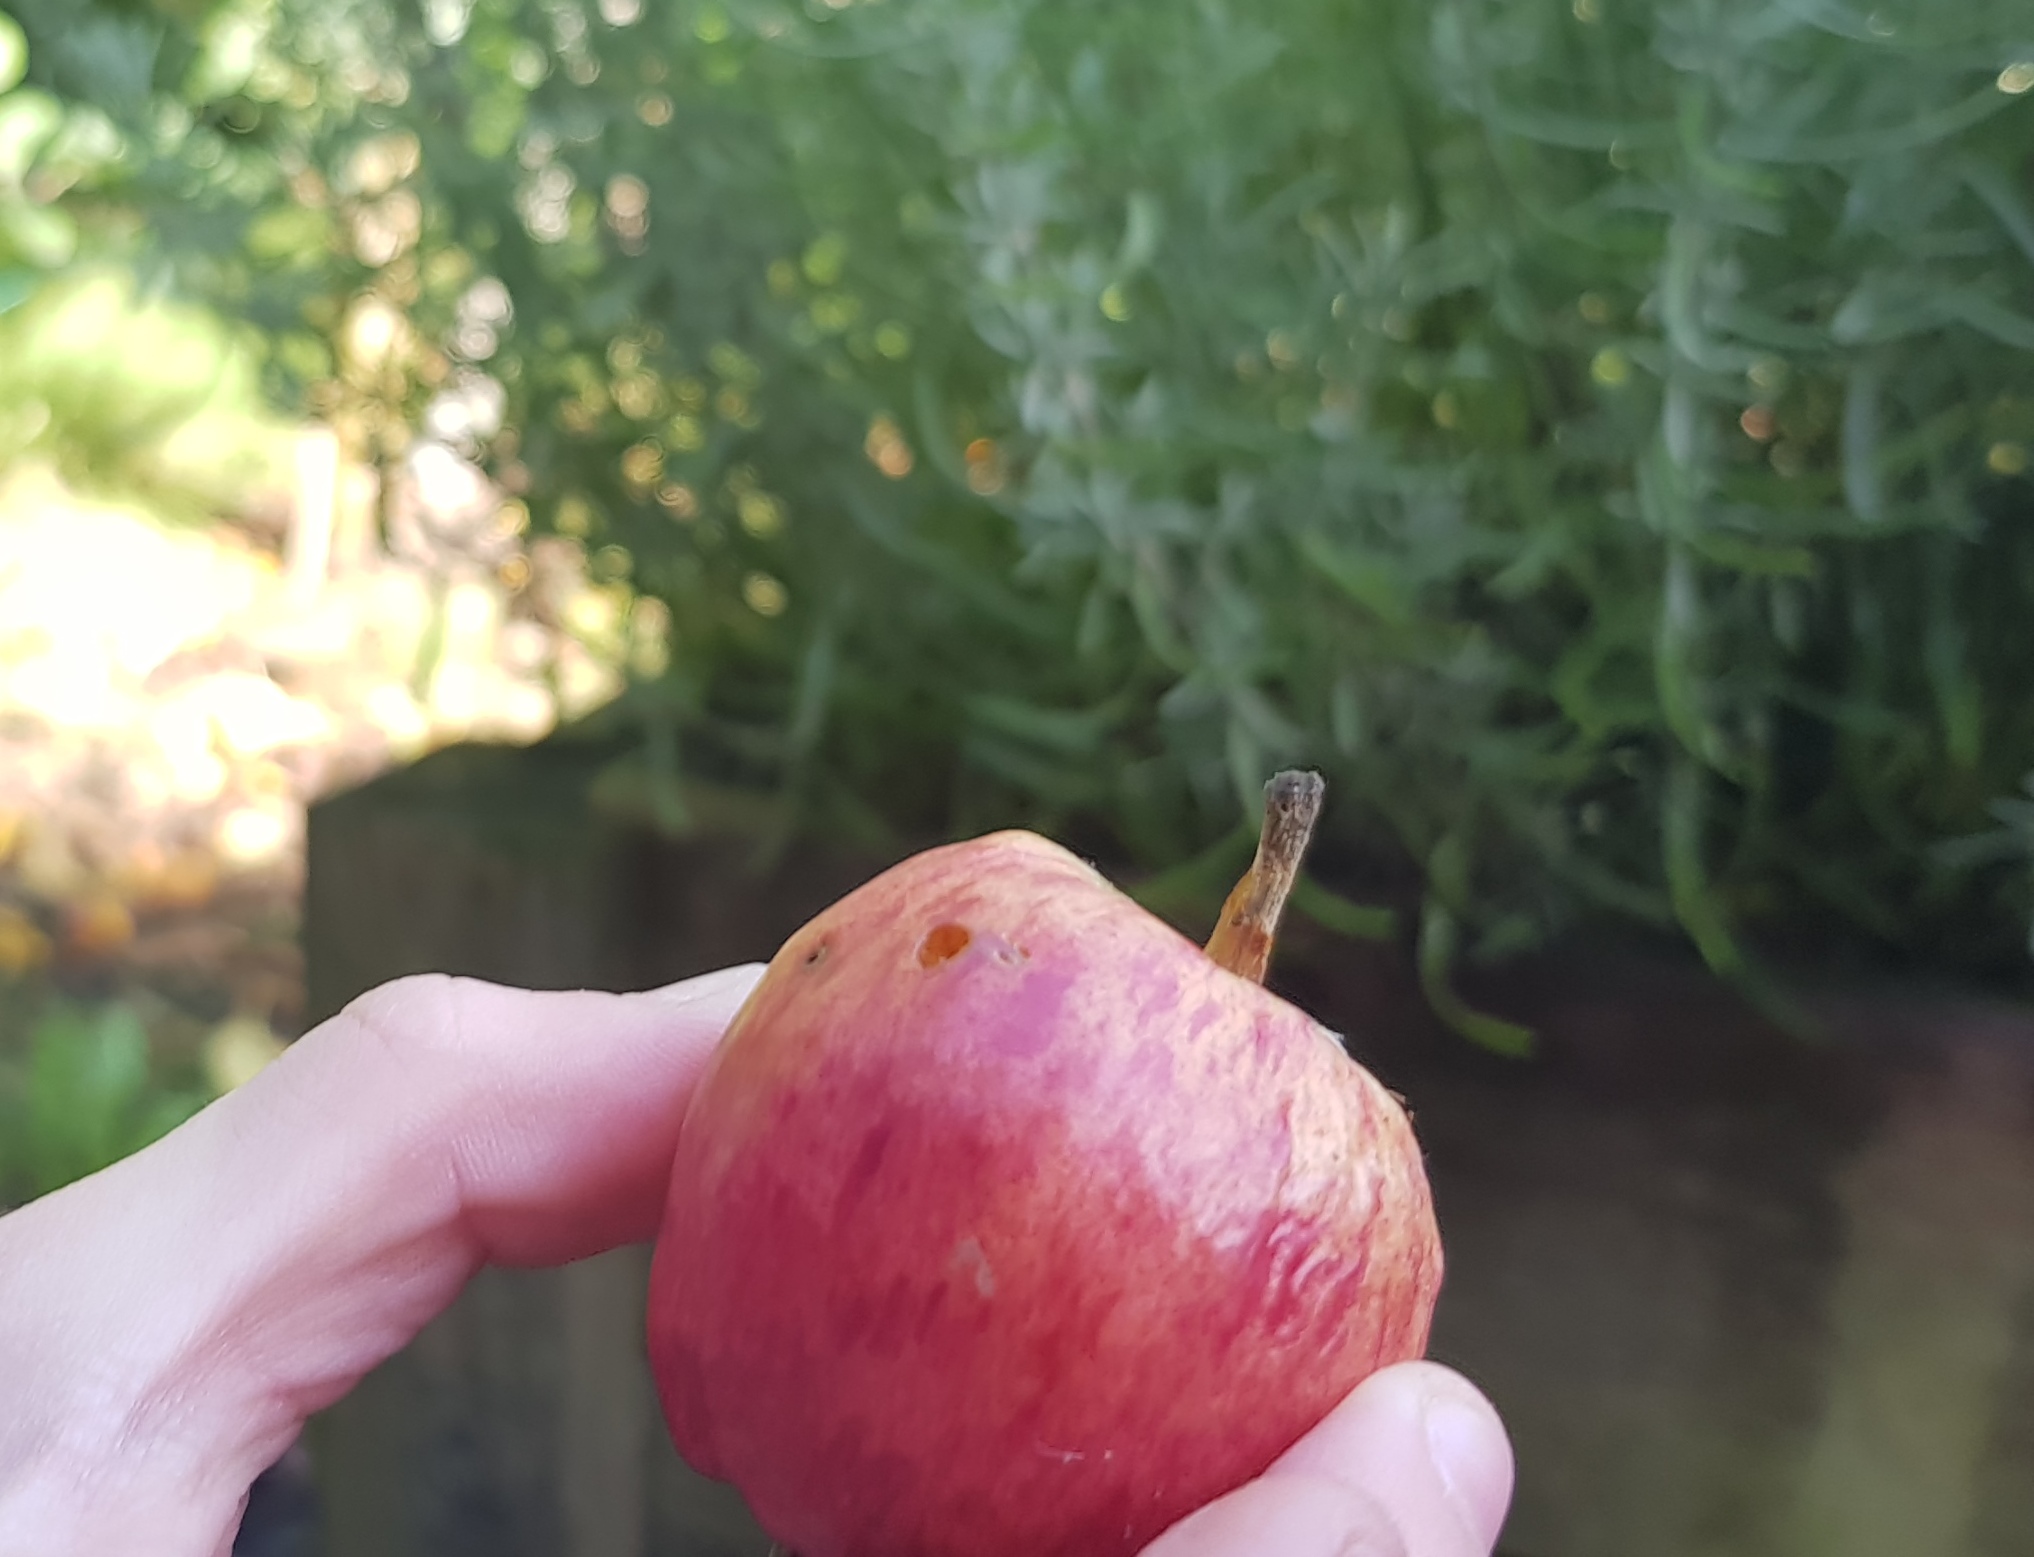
[{"left": 13, "top": 0, "right": 2034, "bottom": 1017}]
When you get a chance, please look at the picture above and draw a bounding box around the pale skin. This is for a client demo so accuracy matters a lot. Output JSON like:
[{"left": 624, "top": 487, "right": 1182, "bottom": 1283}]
[{"left": 0, "top": 967, "right": 1513, "bottom": 1557}]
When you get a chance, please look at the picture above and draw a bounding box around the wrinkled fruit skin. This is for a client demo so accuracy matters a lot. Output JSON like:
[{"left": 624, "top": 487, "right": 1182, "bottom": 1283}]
[{"left": 647, "top": 831, "right": 1442, "bottom": 1557}]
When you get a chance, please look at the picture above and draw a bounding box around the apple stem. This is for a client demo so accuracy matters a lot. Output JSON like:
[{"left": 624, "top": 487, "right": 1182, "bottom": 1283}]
[{"left": 1204, "top": 770, "right": 1326, "bottom": 984}]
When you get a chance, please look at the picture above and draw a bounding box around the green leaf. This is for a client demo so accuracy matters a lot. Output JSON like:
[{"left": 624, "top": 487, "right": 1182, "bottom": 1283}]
[
  {"left": 0, "top": 12, "right": 26, "bottom": 95},
  {"left": 1662, "top": 754, "right": 1743, "bottom": 981},
  {"left": 26, "top": 1003, "right": 152, "bottom": 1194},
  {"left": 0, "top": 265, "right": 34, "bottom": 315},
  {"left": 1291, "top": 876, "right": 1397, "bottom": 942},
  {"left": 245, "top": 205, "right": 333, "bottom": 265},
  {"left": 0, "top": 89, "right": 61, "bottom": 185},
  {"left": 962, "top": 692, "right": 1125, "bottom": 757},
  {"left": 1417, "top": 899, "right": 1534, "bottom": 1058},
  {"left": 1297, "top": 531, "right": 1416, "bottom": 626},
  {"left": 1127, "top": 824, "right": 1254, "bottom": 925}
]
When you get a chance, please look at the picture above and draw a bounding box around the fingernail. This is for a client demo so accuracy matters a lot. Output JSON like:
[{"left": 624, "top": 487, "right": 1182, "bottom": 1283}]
[
  {"left": 643, "top": 964, "right": 766, "bottom": 1006},
  {"left": 1422, "top": 1382, "right": 1512, "bottom": 1552}
]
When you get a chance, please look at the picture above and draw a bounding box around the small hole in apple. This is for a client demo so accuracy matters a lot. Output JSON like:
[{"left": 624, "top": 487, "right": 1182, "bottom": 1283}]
[
  {"left": 917, "top": 923, "right": 972, "bottom": 967},
  {"left": 803, "top": 942, "right": 829, "bottom": 969}
]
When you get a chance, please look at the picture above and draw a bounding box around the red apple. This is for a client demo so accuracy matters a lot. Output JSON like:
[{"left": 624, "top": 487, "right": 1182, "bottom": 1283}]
[{"left": 647, "top": 781, "right": 1441, "bottom": 1557}]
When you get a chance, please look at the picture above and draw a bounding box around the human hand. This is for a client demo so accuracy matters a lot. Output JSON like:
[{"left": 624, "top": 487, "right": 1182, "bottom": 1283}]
[
  {"left": 1141, "top": 1361, "right": 1511, "bottom": 1557},
  {"left": 0, "top": 969, "right": 1512, "bottom": 1557}
]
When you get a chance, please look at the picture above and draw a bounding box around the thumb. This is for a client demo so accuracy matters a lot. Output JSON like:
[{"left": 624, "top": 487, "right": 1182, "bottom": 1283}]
[{"left": 1141, "top": 1362, "right": 1513, "bottom": 1557}]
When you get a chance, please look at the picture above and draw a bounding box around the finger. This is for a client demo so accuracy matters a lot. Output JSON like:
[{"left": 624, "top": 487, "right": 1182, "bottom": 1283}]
[
  {"left": 1141, "top": 1474, "right": 1407, "bottom": 1557},
  {"left": 1269, "top": 1363, "right": 1513, "bottom": 1555},
  {"left": 298, "top": 966, "right": 769, "bottom": 1266},
  {"left": 171, "top": 967, "right": 763, "bottom": 1406},
  {"left": 0, "top": 967, "right": 761, "bottom": 1557},
  {"left": 1141, "top": 1362, "right": 1513, "bottom": 1557}
]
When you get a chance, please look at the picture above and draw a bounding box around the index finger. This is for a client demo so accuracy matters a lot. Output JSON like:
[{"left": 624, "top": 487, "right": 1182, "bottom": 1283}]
[{"left": 0, "top": 968, "right": 762, "bottom": 1555}]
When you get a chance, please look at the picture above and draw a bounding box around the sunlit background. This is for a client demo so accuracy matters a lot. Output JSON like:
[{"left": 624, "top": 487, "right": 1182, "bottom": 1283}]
[
  {"left": 3, "top": 0, "right": 2034, "bottom": 1549},
  {"left": 3, "top": 0, "right": 2034, "bottom": 1179}
]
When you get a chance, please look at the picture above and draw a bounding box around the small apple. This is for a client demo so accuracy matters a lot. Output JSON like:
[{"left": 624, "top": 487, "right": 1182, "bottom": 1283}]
[{"left": 648, "top": 774, "right": 1441, "bottom": 1557}]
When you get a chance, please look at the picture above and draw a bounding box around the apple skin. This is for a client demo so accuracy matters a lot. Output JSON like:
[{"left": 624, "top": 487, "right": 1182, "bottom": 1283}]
[{"left": 647, "top": 830, "right": 1441, "bottom": 1557}]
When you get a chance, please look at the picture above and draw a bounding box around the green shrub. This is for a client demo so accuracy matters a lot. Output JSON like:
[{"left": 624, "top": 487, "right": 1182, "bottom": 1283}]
[
  {"left": 0, "top": 997, "right": 205, "bottom": 1206},
  {"left": 387, "top": 0, "right": 2034, "bottom": 989},
  {"left": 17, "top": 0, "right": 2034, "bottom": 1020},
  {"left": 0, "top": 3, "right": 290, "bottom": 513}
]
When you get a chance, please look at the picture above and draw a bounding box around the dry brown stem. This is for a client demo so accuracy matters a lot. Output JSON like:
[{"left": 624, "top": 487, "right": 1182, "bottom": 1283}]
[{"left": 1203, "top": 770, "right": 1325, "bottom": 984}]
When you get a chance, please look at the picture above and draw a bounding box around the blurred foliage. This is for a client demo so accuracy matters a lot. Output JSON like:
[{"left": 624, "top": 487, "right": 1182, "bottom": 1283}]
[
  {"left": 0, "top": 271, "right": 288, "bottom": 516},
  {"left": 0, "top": 3, "right": 287, "bottom": 515},
  {"left": 0, "top": 992, "right": 205, "bottom": 1205},
  {"left": 8, "top": 0, "right": 2034, "bottom": 1020}
]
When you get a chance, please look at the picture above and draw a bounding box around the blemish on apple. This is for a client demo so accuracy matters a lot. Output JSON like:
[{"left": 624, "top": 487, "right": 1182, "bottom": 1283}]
[
  {"left": 836, "top": 1121, "right": 893, "bottom": 1213},
  {"left": 917, "top": 922, "right": 972, "bottom": 966},
  {"left": 947, "top": 1233, "right": 997, "bottom": 1299}
]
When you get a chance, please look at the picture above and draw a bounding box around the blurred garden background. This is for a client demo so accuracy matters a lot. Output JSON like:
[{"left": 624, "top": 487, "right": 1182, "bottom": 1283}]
[
  {"left": 4, "top": 1, "right": 2034, "bottom": 1552},
  {"left": 0, "top": 0, "right": 2023, "bottom": 1223},
  {"left": 5, "top": 0, "right": 2034, "bottom": 1202}
]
